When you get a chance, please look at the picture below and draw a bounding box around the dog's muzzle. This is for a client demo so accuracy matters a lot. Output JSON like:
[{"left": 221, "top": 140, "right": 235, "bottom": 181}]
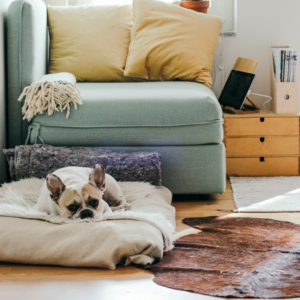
[{"left": 80, "top": 209, "right": 94, "bottom": 219}]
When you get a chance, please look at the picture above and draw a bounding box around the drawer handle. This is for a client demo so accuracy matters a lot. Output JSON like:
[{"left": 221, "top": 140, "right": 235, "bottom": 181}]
[
  {"left": 260, "top": 118, "right": 265, "bottom": 122},
  {"left": 260, "top": 137, "right": 265, "bottom": 143},
  {"left": 260, "top": 157, "right": 265, "bottom": 162}
]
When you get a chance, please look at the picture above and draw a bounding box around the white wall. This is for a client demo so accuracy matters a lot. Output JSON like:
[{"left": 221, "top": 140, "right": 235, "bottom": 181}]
[
  {"left": 212, "top": 0, "right": 300, "bottom": 111},
  {"left": 0, "top": 0, "right": 13, "bottom": 184}
]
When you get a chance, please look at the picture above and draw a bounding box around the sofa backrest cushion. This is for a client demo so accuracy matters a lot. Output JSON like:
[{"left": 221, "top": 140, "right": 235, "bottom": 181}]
[
  {"left": 124, "top": 0, "right": 224, "bottom": 88},
  {"left": 48, "top": 5, "right": 133, "bottom": 82}
]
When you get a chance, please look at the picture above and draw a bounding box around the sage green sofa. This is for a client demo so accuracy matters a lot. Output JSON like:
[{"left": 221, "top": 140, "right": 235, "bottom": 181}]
[{"left": 6, "top": 0, "right": 226, "bottom": 194}]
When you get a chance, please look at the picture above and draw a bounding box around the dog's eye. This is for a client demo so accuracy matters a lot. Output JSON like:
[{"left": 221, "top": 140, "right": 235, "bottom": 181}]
[
  {"left": 89, "top": 199, "right": 99, "bottom": 208},
  {"left": 67, "top": 204, "right": 79, "bottom": 212}
]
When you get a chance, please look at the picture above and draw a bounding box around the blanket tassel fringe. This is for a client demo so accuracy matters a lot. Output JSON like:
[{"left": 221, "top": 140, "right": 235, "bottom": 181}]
[{"left": 18, "top": 81, "right": 82, "bottom": 121}]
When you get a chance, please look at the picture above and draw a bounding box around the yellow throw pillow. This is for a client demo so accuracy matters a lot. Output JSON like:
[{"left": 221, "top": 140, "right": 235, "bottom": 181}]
[
  {"left": 48, "top": 5, "right": 133, "bottom": 82},
  {"left": 124, "top": 0, "right": 224, "bottom": 88}
]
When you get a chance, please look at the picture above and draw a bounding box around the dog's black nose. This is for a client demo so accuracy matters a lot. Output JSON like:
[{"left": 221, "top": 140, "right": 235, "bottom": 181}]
[{"left": 80, "top": 209, "right": 94, "bottom": 219}]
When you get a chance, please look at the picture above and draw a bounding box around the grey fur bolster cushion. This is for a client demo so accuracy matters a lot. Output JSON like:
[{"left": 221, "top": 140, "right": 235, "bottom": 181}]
[{"left": 3, "top": 145, "right": 161, "bottom": 186}]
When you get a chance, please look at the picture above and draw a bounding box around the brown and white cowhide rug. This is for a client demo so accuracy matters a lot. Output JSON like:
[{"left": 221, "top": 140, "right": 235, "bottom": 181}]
[{"left": 147, "top": 217, "right": 300, "bottom": 298}]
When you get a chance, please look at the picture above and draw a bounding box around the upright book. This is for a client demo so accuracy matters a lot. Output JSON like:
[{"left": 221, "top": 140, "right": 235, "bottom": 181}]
[{"left": 272, "top": 47, "right": 297, "bottom": 83}]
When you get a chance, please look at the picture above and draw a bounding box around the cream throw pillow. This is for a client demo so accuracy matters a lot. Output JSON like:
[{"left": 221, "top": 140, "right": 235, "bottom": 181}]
[
  {"left": 124, "top": 0, "right": 224, "bottom": 87},
  {"left": 48, "top": 5, "right": 133, "bottom": 82}
]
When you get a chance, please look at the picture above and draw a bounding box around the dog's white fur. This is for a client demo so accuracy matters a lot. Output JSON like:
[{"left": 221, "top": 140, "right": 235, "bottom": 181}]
[{"left": 36, "top": 166, "right": 127, "bottom": 219}]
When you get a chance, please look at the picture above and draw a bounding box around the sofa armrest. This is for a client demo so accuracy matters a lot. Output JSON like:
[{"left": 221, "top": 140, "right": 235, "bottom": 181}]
[{"left": 7, "top": 0, "right": 47, "bottom": 147}]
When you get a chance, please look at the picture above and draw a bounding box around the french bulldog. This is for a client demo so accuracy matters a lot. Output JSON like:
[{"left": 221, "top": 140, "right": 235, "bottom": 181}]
[{"left": 35, "top": 165, "right": 129, "bottom": 219}]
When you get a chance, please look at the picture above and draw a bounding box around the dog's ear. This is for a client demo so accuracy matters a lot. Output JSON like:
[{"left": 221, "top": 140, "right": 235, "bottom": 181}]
[
  {"left": 46, "top": 174, "right": 66, "bottom": 202},
  {"left": 89, "top": 164, "right": 106, "bottom": 191}
]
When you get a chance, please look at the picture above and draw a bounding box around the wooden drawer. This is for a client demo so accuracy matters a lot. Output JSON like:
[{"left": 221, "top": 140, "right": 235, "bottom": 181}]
[
  {"left": 227, "top": 157, "right": 299, "bottom": 176},
  {"left": 225, "top": 137, "right": 299, "bottom": 157},
  {"left": 225, "top": 117, "right": 299, "bottom": 136}
]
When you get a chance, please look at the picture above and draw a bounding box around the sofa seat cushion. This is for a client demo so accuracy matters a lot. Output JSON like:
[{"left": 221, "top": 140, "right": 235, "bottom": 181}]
[{"left": 30, "top": 82, "right": 223, "bottom": 146}]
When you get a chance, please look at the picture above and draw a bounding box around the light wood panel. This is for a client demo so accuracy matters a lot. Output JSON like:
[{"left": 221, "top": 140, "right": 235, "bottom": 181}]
[
  {"left": 271, "top": 82, "right": 298, "bottom": 115},
  {"left": 233, "top": 57, "right": 258, "bottom": 74},
  {"left": 224, "top": 111, "right": 300, "bottom": 118},
  {"left": 225, "top": 117, "right": 299, "bottom": 136},
  {"left": 225, "top": 136, "right": 299, "bottom": 157},
  {"left": 227, "top": 157, "right": 299, "bottom": 176}
]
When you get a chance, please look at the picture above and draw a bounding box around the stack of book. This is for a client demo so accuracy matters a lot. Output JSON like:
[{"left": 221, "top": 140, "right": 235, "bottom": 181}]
[{"left": 272, "top": 48, "right": 297, "bottom": 83}]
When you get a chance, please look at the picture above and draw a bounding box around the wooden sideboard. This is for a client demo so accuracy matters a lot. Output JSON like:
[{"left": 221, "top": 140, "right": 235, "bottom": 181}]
[{"left": 224, "top": 111, "right": 300, "bottom": 176}]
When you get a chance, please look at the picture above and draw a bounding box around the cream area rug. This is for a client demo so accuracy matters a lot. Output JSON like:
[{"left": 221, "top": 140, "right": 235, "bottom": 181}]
[{"left": 230, "top": 177, "right": 300, "bottom": 213}]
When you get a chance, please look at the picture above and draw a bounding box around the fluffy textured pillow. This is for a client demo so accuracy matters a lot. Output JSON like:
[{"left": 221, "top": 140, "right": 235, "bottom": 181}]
[
  {"left": 124, "top": 0, "right": 224, "bottom": 87},
  {"left": 48, "top": 5, "right": 133, "bottom": 82}
]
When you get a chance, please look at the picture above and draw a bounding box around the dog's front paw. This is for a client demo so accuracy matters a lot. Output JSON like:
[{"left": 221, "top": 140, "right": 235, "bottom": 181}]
[
  {"left": 111, "top": 203, "right": 131, "bottom": 212},
  {"left": 123, "top": 203, "right": 131, "bottom": 211}
]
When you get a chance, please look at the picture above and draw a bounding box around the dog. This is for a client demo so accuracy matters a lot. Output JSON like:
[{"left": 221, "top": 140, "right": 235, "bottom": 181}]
[{"left": 36, "top": 165, "right": 129, "bottom": 219}]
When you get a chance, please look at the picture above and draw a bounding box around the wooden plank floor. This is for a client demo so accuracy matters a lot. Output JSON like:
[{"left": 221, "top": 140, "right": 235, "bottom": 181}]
[{"left": 1, "top": 179, "right": 300, "bottom": 300}]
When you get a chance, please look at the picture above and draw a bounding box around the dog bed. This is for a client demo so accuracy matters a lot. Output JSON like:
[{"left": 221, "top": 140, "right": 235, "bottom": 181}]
[
  {"left": 0, "top": 179, "right": 175, "bottom": 269},
  {"left": 3, "top": 144, "right": 161, "bottom": 185}
]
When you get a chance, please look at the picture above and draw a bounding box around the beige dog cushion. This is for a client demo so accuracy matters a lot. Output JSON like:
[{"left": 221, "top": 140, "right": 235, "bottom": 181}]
[
  {"left": 124, "top": 0, "right": 224, "bottom": 88},
  {"left": 0, "top": 180, "right": 175, "bottom": 269},
  {"left": 48, "top": 5, "right": 133, "bottom": 82},
  {"left": 0, "top": 217, "right": 162, "bottom": 269}
]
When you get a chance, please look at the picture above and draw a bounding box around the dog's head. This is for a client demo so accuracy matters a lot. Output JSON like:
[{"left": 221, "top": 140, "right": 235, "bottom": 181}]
[{"left": 46, "top": 164, "right": 107, "bottom": 219}]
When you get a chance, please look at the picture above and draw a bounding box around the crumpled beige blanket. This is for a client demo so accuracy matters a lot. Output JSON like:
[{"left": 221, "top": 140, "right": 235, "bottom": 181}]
[
  {"left": 0, "top": 179, "right": 175, "bottom": 269},
  {"left": 18, "top": 72, "right": 82, "bottom": 121}
]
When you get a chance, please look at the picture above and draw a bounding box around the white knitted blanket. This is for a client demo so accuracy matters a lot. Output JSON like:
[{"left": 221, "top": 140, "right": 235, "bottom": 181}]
[{"left": 19, "top": 72, "right": 82, "bottom": 121}]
